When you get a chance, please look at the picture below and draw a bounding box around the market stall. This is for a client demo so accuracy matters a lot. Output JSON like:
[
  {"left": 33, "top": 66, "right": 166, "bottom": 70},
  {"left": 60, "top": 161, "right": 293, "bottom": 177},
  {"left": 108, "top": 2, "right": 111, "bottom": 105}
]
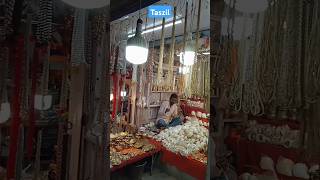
[{"left": 109, "top": 0, "right": 211, "bottom": 179}]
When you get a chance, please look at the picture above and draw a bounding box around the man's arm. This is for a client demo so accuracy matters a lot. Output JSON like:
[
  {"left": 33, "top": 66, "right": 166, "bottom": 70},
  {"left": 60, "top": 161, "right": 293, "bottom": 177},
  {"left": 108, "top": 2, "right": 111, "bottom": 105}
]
[{"left": 165, "top": 104, "right": 178, "bottom": 117}]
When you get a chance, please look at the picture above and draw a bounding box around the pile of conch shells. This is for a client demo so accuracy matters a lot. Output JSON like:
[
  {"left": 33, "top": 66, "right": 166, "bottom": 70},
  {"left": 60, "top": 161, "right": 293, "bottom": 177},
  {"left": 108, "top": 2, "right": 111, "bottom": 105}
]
[
  {"left": 245, "top": 120, "right": 300, "bottom": 148},
  {"left": 155, "top": 120, "right": 209, "bottom": 156},
  {"left": 191, "top": 111, "right": 209, "bottom": 119},
  {"left": 186, "top": 116, "right": 209, "bottom": 127}
]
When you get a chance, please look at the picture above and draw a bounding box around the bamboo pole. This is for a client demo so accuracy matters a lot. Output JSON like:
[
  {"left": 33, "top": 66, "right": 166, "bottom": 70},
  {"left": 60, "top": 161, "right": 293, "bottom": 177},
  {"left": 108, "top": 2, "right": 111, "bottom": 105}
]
[
  {"left": 192, "top": 0, "right": 202, "bottom": 96},
  {"left": 156, "top": 18, "right": 166, "bottom": 84},
  {"left": 168, "top": 7, "right": 177, "bottom": 87},
  {"left": 68, "top": 64, "right": 86, "bottom": 180},
  {"left": 33, "top": 130, "right": 42, "bottom": 180},
  {"left": 130, "top": 65, "right": 137, "bottom": 125},
  {"left": 179, "top": 1, "right": 189, "bottom": 96},
  {"left": 15, "top": 126, "right": 24, "bottom": 180},
  {"left": 182, "top": 2, "right": 189, "bottom": 59},
  {"left": 195, "top": 0, "right": 202, "bottom": 58}
]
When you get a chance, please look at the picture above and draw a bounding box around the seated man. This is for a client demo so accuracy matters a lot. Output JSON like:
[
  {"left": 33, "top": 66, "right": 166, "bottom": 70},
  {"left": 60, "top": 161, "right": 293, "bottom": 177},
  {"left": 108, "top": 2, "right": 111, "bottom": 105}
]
[{"left": 156, "top": 93, "right": 183, "bottom": 129}]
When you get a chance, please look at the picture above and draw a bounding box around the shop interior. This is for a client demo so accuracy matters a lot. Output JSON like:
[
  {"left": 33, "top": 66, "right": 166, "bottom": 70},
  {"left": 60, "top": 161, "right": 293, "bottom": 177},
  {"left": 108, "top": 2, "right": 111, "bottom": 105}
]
[
  {"left": 0, "top": 0, "right": 211, "bottom": 179},
  {"left": 0, "top": 0, "right": 320, "bottom": 180},
  {"left": 109, "top": 0, "right": 210, "bottom": 179}
]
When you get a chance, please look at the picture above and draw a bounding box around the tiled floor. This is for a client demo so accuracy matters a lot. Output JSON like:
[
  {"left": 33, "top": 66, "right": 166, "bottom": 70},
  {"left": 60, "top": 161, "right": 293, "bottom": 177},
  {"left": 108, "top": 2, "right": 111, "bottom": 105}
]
[{"left": 141, "top": 169, "right": 177, "bottom": 180}]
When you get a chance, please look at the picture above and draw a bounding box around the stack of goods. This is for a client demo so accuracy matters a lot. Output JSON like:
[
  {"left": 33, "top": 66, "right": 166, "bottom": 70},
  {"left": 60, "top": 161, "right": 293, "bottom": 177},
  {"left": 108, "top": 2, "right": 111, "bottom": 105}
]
[
  {"left": 110, "top": 132, "right": 155, "bottom": 167},
  {"left": 152, "top": 84, "right": 173, "bottom": 92},
  {"left": 155, "top": 120, "right": 208, "bottom": 163},
  {"left": 187, "top": 99, "right": 205, "bottom": 109},
  {"left": 186, "top": 116, "right": 209, "bottom": 127},
  {"left": 245, "top": 120, "right": 300, "bottom": 148},
  {"left": 240, "top": 156, "right": 320, "bottom": 180},
  {"left": 139, "top": 122, "right": 159, "bottom": 138}
]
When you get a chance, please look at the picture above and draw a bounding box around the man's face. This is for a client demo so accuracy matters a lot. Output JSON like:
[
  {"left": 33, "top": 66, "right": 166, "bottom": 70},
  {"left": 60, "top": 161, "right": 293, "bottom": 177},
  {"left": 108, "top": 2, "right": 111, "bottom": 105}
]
[{"left": 170, "top": 98, "right": 178, "bottom": 105}]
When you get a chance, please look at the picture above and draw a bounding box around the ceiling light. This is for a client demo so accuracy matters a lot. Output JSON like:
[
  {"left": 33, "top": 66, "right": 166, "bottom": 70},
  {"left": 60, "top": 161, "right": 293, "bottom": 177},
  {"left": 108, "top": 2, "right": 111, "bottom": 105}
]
[
  {"left": 128, "top": 19, "right": 183, "bottom": 38},
  {"left": 126, "top": 19, "right": 149, "bottom": 65},
  {"left": 181, "top": 33, "right": 195, "bottom": 66},
  {"left": 179, "top": 66, "right": 190, "bottom": 74},
  {"left": 34, "top": 94, "right": 52, "bottom": 110},
  {"left": 202, "top": 52, "right": 210, "bottom": 55},
  {"left": 61, "top": 0, "right": 107, "bottom": 9},
  {"left": 121, "top": 91, "right": 127, "bottom": 97}
]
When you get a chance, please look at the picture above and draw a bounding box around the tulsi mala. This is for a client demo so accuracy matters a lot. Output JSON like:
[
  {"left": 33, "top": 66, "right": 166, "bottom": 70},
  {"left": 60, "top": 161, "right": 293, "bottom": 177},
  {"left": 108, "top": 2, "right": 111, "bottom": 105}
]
[
  {"left": 276, "top": 0, "right": 303, "bottom": 117},
  {"left": 257, "top": 0, "right": 286, "bottom": 115}
]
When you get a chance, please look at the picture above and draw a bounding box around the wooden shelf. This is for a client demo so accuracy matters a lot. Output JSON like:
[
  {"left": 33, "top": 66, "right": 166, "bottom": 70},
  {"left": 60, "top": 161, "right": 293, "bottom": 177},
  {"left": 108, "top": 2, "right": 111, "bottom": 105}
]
[
  {"left": 151, "top": 91, "right": 177, "bottom": 93},
  {"left": 148, "top": 105, "right": 161, "bottom": 108}
]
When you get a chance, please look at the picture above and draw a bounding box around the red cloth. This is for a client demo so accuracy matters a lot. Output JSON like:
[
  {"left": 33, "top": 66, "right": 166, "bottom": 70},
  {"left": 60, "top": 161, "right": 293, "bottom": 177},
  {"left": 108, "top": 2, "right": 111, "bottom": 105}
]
[
  {"left": 181, "top": 103, "right": 208, "bottom": 116},
  {"left": 7, "top": 37, "right": 24, "bottom": 179},
  {"left": 226, "top": 137, "right": 305, "bottom": 179},
  {"left": 161, "top": 148, "right": 207, "bottom": 180},
  {"left": 112, "top": 73, "right": 118, "bottom": 119}
]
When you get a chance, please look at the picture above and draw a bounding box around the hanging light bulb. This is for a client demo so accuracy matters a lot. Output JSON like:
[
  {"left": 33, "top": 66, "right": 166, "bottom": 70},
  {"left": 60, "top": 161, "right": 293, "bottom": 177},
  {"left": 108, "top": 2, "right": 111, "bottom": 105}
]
[
  {"left": 125, "top": 19, "right": 149, "bottom": 65},
  {"left": 34, "top": 94, "right": 53, "bottom": 110},
  {"left": 61, "top": 0, "right": 107, "bottom": 9},
  {"left": 0, "top": 102, "right": 11, "bottom": 123},
  {"left": 121, "top": 91, "right": 127, "bottom": 97},
  {"left": 179, "top": 66, "right": 190, "bottom": 74},
  {"left": 224, "top": 0, "right": 268, "bottom": 13},
  {"left": 182, "top": 33, "right": 195, "bottom": 66}
]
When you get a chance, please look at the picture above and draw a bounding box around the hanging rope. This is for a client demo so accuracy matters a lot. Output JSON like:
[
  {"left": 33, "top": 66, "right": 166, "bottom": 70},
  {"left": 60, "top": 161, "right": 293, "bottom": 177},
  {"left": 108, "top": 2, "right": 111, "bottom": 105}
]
[
  {"left": 156, "top": 18, "right": 166, "bottom": 85},
  {"left": 168, "top": 7, "right": 177, "bottom": 88}
]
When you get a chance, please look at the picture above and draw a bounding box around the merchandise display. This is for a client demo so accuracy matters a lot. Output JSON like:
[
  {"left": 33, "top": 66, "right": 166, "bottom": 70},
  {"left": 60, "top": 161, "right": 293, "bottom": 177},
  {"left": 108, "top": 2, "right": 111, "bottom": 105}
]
[
  {"left": 245, "top": 120, "right": 300, "bottom": 148},
  {"left": 155, "top": 120, "right": 208, "bottom": 159},
  {"left": 110, "top": 132, "right": 156, "bottom": 167}
]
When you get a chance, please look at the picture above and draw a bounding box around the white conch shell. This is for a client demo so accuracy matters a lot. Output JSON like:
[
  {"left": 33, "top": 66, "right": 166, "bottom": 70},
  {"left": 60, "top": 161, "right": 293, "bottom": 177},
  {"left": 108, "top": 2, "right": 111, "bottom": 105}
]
[
  {"left": 240, "top": 173, "right": 251, "bottom": 180},
  {"left": 201, "top": 113, "right": 207, "bottom": 118},
  {"left": 248, "top": 175, "right": 258, "bottom": 180},
  {"left": 196, "top": 111, "right": 202, "bottom": 118},
  {"left": 292, "top": 163, "right": 309, "bottom": 179},
  {"left": 309, "top": 164, "right": 319, "bottom": 173},
  {"left": 0, "top": 102, "right": 11, "bottom": 123},
  {"left": 260, "top": 156, "right": 274, "bottom": 171},
  {"left": 34, "top": 94, "right": 52, "bottom": 110},
  {"left": 276, "top": 156, "right": 294, "bottom": 176}
]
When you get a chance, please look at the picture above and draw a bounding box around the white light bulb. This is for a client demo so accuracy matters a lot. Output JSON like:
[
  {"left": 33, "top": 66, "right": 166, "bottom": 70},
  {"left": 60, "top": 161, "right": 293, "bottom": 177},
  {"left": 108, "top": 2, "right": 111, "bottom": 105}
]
[
  {"left": 110, "top": 94, "right": 114, "bottom": 101},
  {"left": 0, "top": 102, "right": 11, "bottom": 123},
  {"left": 34, "top": 95, "right": 52, "bottom": 110},
  {"left": 61, "top": 0, "right": 107, "bottom": 9},
  {"left": 121, "top": 91, "right": 127, "bottom": 97},
  {"left": 183, "top": 51, "right": 195, "bottom": 66},
  {"left": 125, "top": 46, "right": 149, "bottom": 65},
  {"left": 179, "top": 66, "right": 190, "bottom": 74}
]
